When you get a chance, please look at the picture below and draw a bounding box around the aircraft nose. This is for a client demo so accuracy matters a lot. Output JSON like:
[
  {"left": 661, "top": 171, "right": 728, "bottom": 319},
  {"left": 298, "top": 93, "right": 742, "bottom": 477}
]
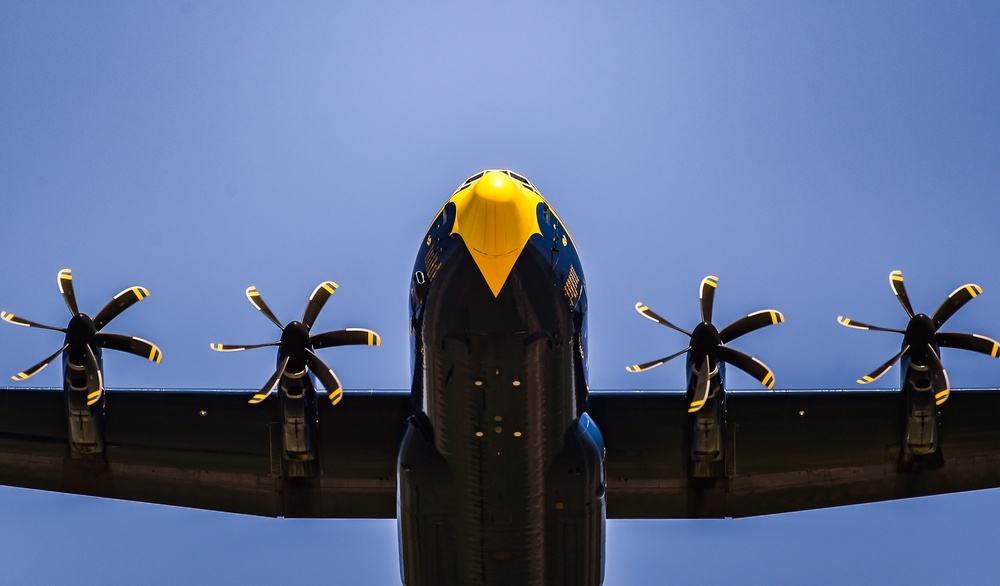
[
  {"left": 450, "top": 171, "right": 544, "bottom": 296},
  {"left": 474, "top": 170, "right": 520, "bottom": 204},
  {"left": 459, "top": 171, "right": 539, "bottom": 257}
]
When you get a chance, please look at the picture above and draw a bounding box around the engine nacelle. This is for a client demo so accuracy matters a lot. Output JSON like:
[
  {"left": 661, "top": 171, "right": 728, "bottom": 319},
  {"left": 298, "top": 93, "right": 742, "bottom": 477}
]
[
  {"left": 903, "top": 363, "right": 940, "bottom": 456},
  {"left": 63, "top": 355, "right": 104, "bottom": 455}
]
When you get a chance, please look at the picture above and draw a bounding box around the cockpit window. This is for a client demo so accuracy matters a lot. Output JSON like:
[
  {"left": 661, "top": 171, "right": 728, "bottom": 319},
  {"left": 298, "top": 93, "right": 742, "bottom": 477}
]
[
  {"left": 458, "top": 171, "right": 485, "bottom": 191},
  {"left": 453, "top": 169, "right": 540, "bottom": 196},
  {"left": 506, "top": 171, "right": 539, "bottom": 194}
]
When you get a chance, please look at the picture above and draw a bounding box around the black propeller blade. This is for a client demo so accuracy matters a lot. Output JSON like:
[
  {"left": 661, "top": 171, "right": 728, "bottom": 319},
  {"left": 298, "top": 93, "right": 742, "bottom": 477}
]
[
  {"left": 689, "top": 356, "right": 712, "bottom": 413},
  {"left": 889, "top": 270, "right": 915, "bottom": 319},
  {"left": 628, "top": 275, "right": 784, "bottom": 412},
  {"left": 855, "top": 345, "right": 909, "bottom": 385},
  {"left": 838, "top": 270, "right": 998, "bottom": 404},
  {"left": 302, "top": 281, "right": 338, "bottom": 330},
  {"left": 94, "top": 286, "right": 150, "bottom": 331},
  {"left": 2, "top": 269, "right": 161, "bottom": 405},
  {"left": 1, "top": 311, "right": 66, "bottom": 332},
  {"left": 11, "top": 344, "right": 68, "bottom": 381},
  {"left": 211, "top": 281, "right": 380, "bottom": 405},
  {"left": 250, "top": 356, "right": 289, "bottom": 405},
  {"left": 245, "top": 286, "right": 285, "bottom": 330},
  {"left": 933, "top": 283, "right": 983, "bottom": 330},
  {"left": 699, "top": 275, "right": 717, "bottom": 325},
  {"left": 57, "top": 268, "right": 79, "bottom": 316}
]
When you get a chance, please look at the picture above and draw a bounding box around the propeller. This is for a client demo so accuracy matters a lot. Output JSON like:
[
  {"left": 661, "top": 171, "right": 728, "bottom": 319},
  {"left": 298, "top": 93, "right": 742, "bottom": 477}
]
[
  {"left": 627, "top": 275, "right": 784, "bottom": 412},
  {"left": 1, "top": 268, "right": 161, "bottom": 405},
  {"left": 838, "top": 270, "right": 999, "bottom": 405},
  {"left": 210, "top": 281, "right": 381, "bottom": 405}
]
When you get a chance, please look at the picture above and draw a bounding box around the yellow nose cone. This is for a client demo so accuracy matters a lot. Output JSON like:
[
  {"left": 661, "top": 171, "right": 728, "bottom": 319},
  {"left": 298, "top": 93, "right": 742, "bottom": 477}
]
[{"left": 450, "top": 171, "right": 543, "bottom": 296}]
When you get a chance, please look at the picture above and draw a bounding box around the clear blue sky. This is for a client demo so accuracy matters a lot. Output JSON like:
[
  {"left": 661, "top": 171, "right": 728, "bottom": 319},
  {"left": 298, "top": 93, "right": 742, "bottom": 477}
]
[{"left": 2, "top": 2, "right": 1000, "bottom": 583}]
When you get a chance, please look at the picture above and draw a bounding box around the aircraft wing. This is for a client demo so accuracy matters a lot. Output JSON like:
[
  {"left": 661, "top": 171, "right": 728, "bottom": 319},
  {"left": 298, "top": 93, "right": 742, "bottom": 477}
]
[
  {"left": 0, "top": 388, "right": 410, "bottom": 518},
  {"left": 590, "top": 389, "right": 1000, "bottom": 518}
]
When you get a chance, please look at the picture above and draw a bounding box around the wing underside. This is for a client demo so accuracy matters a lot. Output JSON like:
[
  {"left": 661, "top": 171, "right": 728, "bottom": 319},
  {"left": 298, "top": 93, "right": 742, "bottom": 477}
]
[
  {"left": 2, "top": 388, "right": 999, "bottom": 520},
  {"left": 0, "top": 388, "right": 410, "bottom": 518},
  {"left": 590, "top": 389, "right": 1000, "bottom": 518}
]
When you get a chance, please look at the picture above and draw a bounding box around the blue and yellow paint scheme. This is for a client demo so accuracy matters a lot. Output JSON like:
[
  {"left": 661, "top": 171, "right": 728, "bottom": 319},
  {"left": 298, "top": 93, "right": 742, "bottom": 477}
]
[{"left": 401, "top": 170, "right": 604, "bottom": 585}]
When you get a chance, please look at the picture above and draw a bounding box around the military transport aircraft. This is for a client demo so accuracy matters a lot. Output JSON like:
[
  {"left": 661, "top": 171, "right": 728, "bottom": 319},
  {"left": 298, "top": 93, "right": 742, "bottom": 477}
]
[{"left": 2, "top": 170, "right": 1000, "bottom": 585}]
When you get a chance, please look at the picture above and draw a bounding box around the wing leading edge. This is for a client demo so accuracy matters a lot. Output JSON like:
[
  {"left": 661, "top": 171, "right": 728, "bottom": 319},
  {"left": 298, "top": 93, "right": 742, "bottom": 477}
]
[
  {"left": 590, "top": 389, "right": 1000, "bottom": 519},
  {"left": 0, "top": 388, "right": 410, "bottom": 518}
]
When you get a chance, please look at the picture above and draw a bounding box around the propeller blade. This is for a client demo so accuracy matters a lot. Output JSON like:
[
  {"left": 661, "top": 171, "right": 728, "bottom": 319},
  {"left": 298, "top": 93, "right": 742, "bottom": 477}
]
[
  {"left": 210, "top": 341, "right": 280, "bottom": 352},
  {"left": 626, "top": 346, "right": 691, "bottom": 373},
  {"left": 855, "top": 345, "right": 908, "bottom": 385},
  {"left": 699, "top": 276, "right": 718, "bottom": 324},
  {"left": 301, "top": 281, "right": 339, "bottom": 330},
  {"left": 311, "top": 328, "right": 381, "bottom": 350},
  {"left": 633, "top": 302, "right": 691, "bottom": 336},
  {"left": 57, "top": 268, "right": 79, "bottom": 315},
  {"left": 719, "top": 309, "right": 785, "bottom": 343},
  {"left": 888, "top": 270, "right": 915, "bottom": 319},
  {"left": 716, "top": 345, "right": 775, "bottom": 389},
  {"left": 249, "top": 356, "right": 289, "bottom": 404},
  {"left": 95, "top": 333, "right": 163, "bottom": 363},
  {"left": 93, "top": 286, "right": 150, "bottom": 331},
  {"left": 245, "top": 286, "right": 284, "bottom": 330},
  {"left": 836, "top": 316, "right": 905, "bottom": 334},
  {"left": 11, "top": 344, "right": 68, "bottom": 381},
  {"left": 305, "top": 349, "right": 344, "bottom": 406},
  {"left": 83, "top": 344, "right": 103, "bottom": 406},
  {"left": 688, "top": 355, "right": 712, "bottom": 413},
  {"left": 932, "top": 283, "right": 983, "bottom": 329},
  {"left": 936, "top": 332, "right": 1000, "bottom": 359},
  {"left": 1, "top": 311, "right": 66, "bottom": 332},
  {"left": 923, "top": 344, "right": 951, "bottom": 405}
]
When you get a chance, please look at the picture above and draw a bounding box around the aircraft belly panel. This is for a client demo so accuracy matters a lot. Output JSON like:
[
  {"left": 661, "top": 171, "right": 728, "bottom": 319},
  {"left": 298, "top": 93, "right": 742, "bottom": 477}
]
[{"left": 402, "top": 239, "right": 603, "bottom": 585}]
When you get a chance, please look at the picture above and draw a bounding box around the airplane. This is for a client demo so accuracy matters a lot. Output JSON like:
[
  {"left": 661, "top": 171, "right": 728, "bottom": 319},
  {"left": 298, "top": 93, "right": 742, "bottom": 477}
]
[{"left": 1, "top": 169, "right": 999, "bottom": 585}]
